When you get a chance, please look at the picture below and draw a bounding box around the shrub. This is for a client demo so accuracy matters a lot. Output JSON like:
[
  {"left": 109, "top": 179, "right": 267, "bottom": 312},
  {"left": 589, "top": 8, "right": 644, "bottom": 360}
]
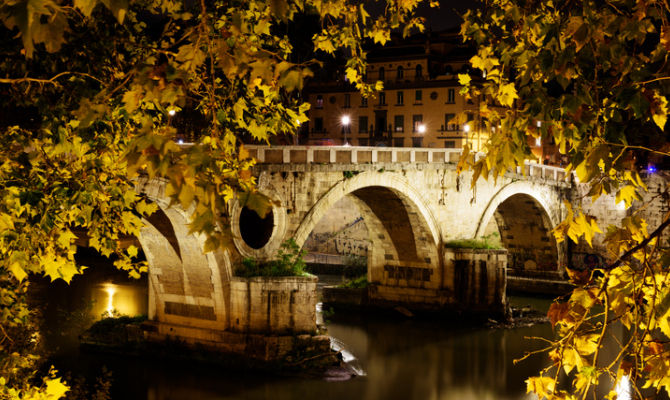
[
  {"left": 338, "top": 275, "right": 368, "bottom": 289},
  {"left": 235, "top": 239, "right": 310, "bottom": 277}
]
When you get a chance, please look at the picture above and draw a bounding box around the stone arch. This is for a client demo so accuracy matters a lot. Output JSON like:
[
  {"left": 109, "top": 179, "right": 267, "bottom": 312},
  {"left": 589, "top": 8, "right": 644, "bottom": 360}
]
[
  {"left": 294, "top": 172, "right": 440, "bottom": 252},
  {"left": 293, "top": 172, "right": 441, "bottom": 286},
  {"left": 136, "top": 178, "right": 232, "bottom": 331},
  {"left": 475, "top": 182, "right": 560, "bottom": 272}
]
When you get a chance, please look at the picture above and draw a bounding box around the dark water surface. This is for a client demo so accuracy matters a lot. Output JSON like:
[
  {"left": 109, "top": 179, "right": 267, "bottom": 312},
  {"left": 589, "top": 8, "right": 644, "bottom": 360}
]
[{"left": 38, "top": 263, "right": 555, "bottom": 400}]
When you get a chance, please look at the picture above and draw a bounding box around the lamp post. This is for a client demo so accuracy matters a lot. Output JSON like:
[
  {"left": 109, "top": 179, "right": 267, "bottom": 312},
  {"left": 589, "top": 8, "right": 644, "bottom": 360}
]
[{"left": 341, "top": 115, "right": 351, "bottom": 146}]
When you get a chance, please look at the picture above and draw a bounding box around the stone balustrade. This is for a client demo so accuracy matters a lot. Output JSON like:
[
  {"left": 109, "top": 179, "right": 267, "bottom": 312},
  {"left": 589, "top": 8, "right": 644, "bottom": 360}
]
[{"left": 246, "top": 145, "right": 567, "bottom": 183}]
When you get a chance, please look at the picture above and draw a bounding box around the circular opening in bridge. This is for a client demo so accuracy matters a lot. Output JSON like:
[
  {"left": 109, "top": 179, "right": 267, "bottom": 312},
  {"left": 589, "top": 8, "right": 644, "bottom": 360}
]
[{"left": 239, "top": 206, "right": 274, "bottom": 249}]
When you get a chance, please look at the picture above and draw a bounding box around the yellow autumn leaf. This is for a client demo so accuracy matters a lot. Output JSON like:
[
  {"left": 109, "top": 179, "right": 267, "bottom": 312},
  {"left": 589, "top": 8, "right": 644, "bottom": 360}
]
[
  {"left": 575, "top": 333, "right": 599, "bottom": 355},
  {"left": 616, "top": 185, "right": 640, "bottom": 208},
  {"left": 45, "top": 376, "right": 69, "bottom": 399},
  {"left": 652, "top": 92, "right": 668, "bottom": 130},
  {"left": 526, "top": 376, "right": 556, "bottom": 398},
  {"left": 9, "top": 261, "right": 27, "bottom": 282},
  {"left": 498, "top": 82, "right": 518, "bottom": 107},
  {"left": 458, "top": 73, "right": 471, "bottom": 86}
]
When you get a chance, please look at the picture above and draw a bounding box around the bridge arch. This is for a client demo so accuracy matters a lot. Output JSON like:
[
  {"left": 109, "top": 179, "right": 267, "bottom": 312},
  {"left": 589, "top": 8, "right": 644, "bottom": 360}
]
[
  {"left": 290, "top": 172, "right": 441, "bottom": 288},
  {"left": 475, "top": 181, "right": 561, "bottom": 272},
  {"left": 136, "top": 178, "right": 232, "bottom": 331}
]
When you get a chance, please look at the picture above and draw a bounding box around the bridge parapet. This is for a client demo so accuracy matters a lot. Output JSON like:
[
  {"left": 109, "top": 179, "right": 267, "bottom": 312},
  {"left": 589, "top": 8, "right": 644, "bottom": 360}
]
[{"left": 246, "top": 145, "right": 569, "bottom": 184}]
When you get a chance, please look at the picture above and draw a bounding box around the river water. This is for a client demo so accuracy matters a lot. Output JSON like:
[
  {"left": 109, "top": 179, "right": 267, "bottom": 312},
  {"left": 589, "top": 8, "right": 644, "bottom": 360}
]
[{"left": 37, "top": 258, "right": 555, "bottom": 400}]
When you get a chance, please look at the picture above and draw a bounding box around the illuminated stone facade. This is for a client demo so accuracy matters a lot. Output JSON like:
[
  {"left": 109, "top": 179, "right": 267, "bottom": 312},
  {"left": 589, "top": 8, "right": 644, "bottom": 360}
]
[{"left": 302, "top": 31, "right": 489, "bottom": 150}]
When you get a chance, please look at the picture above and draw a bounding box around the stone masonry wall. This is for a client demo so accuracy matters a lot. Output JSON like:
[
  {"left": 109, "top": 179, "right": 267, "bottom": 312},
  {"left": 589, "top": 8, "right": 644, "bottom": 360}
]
[{"left": 228, "top": 276, "right": 317, "bottom": 335}]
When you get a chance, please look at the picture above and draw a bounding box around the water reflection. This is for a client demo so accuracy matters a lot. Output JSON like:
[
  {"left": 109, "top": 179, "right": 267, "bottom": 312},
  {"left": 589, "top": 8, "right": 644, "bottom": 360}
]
[
  {"left": 41, "top": 261, "right": 554, "bottom": 400},
  {"left": 47, "top": 305, "right": 553, "bottom": 400},
  {"left": 92, "top": 282, "right": 147, "bottom": 320}
]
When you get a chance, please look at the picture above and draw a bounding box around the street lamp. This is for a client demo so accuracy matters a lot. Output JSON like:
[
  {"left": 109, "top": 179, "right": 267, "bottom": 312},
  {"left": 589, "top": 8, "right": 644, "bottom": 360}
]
[
  {"left": 417, "top": 123, "right": 426, "bottom": 134},
  {"left": 341, "top": 115, "right": 351, "bottom": 146}
]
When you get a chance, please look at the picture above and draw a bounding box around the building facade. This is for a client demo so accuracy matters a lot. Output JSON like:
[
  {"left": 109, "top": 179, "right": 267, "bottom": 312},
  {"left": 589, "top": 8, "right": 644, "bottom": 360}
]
[{"left": 302, "top": 30, "right": 489, "bottom": 150}]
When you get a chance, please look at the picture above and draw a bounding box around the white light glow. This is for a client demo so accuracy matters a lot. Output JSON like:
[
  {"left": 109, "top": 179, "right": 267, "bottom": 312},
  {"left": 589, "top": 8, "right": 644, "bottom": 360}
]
[
  {"left": 463, "top": 124, "right": 470, "bottom": 133},
  {"left": 341, "top": 115, "right": 350, "bottom": 126},
  {"left": 536, "top": 120, "right": 542, "bottom": 128},
  {"left": 418, "top": 123, "right": 426, "bottom": 134},
  {"left": 615, "top": 375, "right": 632, "bottom": 400},
  {"left": 168, "top": 109, "right": 176, "bottom": 116},
  {"left": 104, "top": 284, "right": 116, "bottom": 318},
  {"left": 535, "top": 137, "right": 542, "bottom": 147}
]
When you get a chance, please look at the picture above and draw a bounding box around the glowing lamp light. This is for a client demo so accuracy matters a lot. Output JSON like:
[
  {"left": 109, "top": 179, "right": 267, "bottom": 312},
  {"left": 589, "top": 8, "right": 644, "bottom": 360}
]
[
  {"left": 177, "top": 139, "right": 184, "bottom": 144},
  {"left": 104, "top": 284, "right": 116, "bottom": 318},
  {"left": 463, "top": 124, "right": 470, "bottom": 133},
  {"left": 648, "top": 165, "right": 657, "bottom": 173},
  {"left": 535, "top": 137, "right": 542, "bottom": 147},
  {"left": 168, "top": 109, "right": 176, "bottom": 116},
  {"left": 536, "top": 120, "right": 542, "bottom": 128},
  {"left": 417, "top": 123, "right": 426, "bottom": 134},
  {"left": 341, "top": 115, "right": 350, "bottom": 126}
]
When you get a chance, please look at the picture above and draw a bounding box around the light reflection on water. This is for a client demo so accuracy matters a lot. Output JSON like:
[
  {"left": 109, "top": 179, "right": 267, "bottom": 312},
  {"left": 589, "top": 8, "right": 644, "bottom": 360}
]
[
  {"left": 91, "top": 282, "right": 147, "bottom": 320},
  {"left": 42, "top": 265, "right": 556, "bottom": 400}
]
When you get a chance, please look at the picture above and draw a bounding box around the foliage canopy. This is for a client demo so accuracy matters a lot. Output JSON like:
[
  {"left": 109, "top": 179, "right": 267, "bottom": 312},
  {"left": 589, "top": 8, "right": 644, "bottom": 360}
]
[
  {"left": 0, "top": 0, "right": 426, "bottom": 396},
  {"left": 461, "top": 0, "right": 670, "bottom": 398}
]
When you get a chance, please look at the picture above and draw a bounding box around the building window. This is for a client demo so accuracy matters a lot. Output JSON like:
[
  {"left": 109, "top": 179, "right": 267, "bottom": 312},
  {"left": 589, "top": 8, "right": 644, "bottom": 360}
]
[
  {"left": 412, "top": 137, "right": 423, "bottom": 147},
  {"left": 415, "top": 90, "right": 422, "bottom": 103},
  {"left": 359, "top": 138, "right": 369, "bottom": 146},
  {"left": 394, "top": 138, "right": 404, "bottom": 147},
  {"left": 344, "top": 93, "right": 351, "bottom": 108},
  {"left": 447, "top": 88, "right": 455, "bottom": 103},
  {"left": 445, "top": 113, "right": 458, "bottom": 131},
  {"left": 378, "top": 92, "right": 386, "bottom": 106},
  {"left": 379, "top": 67, "right": 385, "bottom": 81},
  {"left": 314, "top": 117, "right": 323, "bottom": 132},
  {"left": 394, "top": 115, "right": 404, "bottom": 132},
  {"left": 316, "top": 95, "right": 323, "bottom": 108},
  {"left": 415, "top": 64, "right": 423, "bottom": 79},
  {"left": 396, "top": 91, "right": 404, "bottom": 105},
  {"left": 361, "top": 96, "right": 368, "bottom": 107},
  {"left": 444, "top": 140, "right": 456, "bottom": 148},
  {"left": 397, "top": 66, "right": 404, "bottom": 79},
  {"left": 359, "top": 116, "right": 368, "bottom": 133},
  {"left": 412, "top": 114, "right": 423, "bottom": 132}
]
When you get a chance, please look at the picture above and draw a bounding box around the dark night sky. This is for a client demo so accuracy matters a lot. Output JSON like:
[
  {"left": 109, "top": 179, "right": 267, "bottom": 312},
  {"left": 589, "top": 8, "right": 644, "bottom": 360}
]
[{"left": 421, "top": 0, "right": 480, "bottom": 31}]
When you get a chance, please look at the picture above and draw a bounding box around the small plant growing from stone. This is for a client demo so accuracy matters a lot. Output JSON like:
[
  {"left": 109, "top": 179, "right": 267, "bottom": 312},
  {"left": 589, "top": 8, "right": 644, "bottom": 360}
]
[
  {"left": 236, "top": 239, "right": 310, "bottom": 277},
  {"left": 444, "top": 232, "right": 503, "bottom": 250},
  {"left": 338, "top": 274, "right": 368, "bottom": 289}
]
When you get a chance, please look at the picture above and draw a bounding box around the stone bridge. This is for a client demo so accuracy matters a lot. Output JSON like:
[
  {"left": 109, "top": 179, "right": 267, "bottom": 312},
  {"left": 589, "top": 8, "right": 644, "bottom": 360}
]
[{"left": 133, "top": 145, "right": 572, "bottom": 352}]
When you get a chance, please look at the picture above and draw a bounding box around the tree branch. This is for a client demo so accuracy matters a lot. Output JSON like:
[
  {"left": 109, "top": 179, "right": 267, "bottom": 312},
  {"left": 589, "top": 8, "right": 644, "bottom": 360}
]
[
  {"left": 0, "top": 71, "right": 103, "bottom": 85},
  {"left": 603, "top": 214, "right": 670, "bottom": 271}
]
